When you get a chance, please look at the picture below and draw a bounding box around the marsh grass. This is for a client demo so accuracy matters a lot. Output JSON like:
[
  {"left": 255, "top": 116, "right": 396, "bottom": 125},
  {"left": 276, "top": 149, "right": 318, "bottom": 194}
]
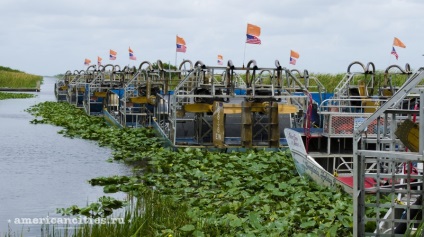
[
  {"left": 39, "top": 191, "right": 190, "bottom": 237},
  {"left": 74, "top": 193, "right": 189, "bottom": 237},
  {"left": 0, "top": 71, "right": 42, "bottom": 88},
  {"left": 314, "top": 71, "right": 411, "bottom": 93}
]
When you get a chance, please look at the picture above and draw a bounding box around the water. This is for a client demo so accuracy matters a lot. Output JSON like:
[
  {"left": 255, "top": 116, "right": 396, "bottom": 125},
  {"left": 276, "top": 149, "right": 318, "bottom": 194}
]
[{"left": 0, "top": 77, "right": 132, "bottom": 236}]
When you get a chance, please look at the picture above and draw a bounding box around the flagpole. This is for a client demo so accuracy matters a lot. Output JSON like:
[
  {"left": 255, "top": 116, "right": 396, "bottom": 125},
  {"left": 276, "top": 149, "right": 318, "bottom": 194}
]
[
  {"left": 175, "top": 51, "right": 178, "bottom": 68},
  {"left": 175, "top": 34, "right": 178, "bottom": 67},
  {"left": 243, "top": 42, "right": 247, "bottom": 68},
  {"left": 387, "top": 45, "right": 393, "bottom": 68}
]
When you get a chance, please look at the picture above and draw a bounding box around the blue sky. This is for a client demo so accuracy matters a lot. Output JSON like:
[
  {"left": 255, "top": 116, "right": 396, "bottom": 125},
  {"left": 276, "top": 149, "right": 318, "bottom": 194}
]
[{"left": 0, "top": 0, "right": 422, "bottom": 76}]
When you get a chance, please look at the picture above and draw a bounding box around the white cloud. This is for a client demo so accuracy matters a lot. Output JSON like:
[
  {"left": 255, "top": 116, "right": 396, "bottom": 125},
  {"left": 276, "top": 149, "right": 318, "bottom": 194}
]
[{"left": 0, "top": 0, "right": 423, "bottom": 76}]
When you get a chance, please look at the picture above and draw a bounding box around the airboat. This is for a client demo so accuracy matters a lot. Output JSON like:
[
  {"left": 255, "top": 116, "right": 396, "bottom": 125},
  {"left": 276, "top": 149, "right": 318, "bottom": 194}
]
[
  {"left": 100, "top": 59, "right": 327, "bottom": 150},
  {"left": 284, "top": 61, "right": 424, "bottom": 235}
]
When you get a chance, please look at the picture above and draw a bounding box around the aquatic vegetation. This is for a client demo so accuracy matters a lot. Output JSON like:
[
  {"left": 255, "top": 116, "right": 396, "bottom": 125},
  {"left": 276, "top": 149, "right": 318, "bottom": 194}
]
[
  {"left": 0, "top": 91, "right": 34, "bottom": 100},
  {"left": 28, "top": 101, "right": 356, "bottom": 236},
  {"left": 26, "top": 102, "right": 161, "bottom": 162},
  {"left": 66, "top": 149, "right": 356, "bottom": 236},
  {"left": 136, "top": 148, "right": 353, "bottom": 236},
  {"left": 69, "top": 189, "right": 190, "bottom": 237},
  {"left": 57, "top": 196, "right": 126, "bottom": 218}
]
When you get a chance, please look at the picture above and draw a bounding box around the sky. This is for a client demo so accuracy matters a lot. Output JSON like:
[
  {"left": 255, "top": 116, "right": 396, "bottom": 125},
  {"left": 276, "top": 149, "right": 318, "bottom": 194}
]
[{"left": 0, "top": 0, "right": 422, "bottom": 76}]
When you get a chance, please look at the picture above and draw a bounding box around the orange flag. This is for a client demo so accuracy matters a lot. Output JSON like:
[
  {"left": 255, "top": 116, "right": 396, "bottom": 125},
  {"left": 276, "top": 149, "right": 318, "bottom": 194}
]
[
  {"left": 176, "top": 36, "right": 187, "bottom": 52},
  {"left": 289, "top": 50, "right": 299, "bottom": 65},
  {"left": 246, "top": 23, "right": 261, "bottom": 37},
  {"left": 109, "top": 50, "right": 117, "bottom": 60},
  {"left": 393, "top": 37, "right": 406, "bottom": 48},
  {"left": 176, "top": 36, "right": 186, "bottom": 45},
  {"left": 246, "top": 23, "right": 261, "bottom": 44},
  {"left": 110, "top": 49, "right": 117, "bottom": 60},
  {"left": 84, "top": 58, "right": 91, "bottom": 66},
  {"left": 290, "top": 50, "right": 300, "bottom": 59},
  {"left": 217, "top": 55, "right": 223, "bottom": 65},
  {"left": 129, "top": 47, "right": 136, "bottom": 60}
]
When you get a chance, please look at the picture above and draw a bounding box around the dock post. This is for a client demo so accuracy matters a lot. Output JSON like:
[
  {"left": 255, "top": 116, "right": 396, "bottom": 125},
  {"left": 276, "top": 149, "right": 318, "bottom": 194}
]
[
  {"left": 269, "top": 102, "right": 280, "bottom": 147},
  {"left": 241, "top": 101, "right": 252, "bottom": 148}
]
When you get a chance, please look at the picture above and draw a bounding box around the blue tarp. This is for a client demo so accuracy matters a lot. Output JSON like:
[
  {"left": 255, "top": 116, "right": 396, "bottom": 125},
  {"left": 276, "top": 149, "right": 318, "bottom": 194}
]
[{"left": 111, "top": 89, "right": 125, "bottom": 98}]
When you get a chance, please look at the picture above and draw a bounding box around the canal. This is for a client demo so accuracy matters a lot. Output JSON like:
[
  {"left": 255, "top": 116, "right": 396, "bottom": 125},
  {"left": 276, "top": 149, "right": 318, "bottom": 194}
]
[{"left": 0, "top": 77, "right": 131, "bottom": 236}]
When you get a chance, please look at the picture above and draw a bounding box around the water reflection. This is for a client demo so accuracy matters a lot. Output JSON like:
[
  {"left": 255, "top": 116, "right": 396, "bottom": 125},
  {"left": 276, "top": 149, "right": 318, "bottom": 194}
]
[{"left": 0, "top": 77, "right": 131, "bottom": 235}]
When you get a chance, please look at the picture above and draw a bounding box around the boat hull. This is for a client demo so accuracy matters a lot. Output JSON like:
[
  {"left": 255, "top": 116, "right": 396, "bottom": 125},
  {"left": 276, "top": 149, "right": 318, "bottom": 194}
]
[{"left": 284, "top": 128, "right": 354, "bottom": 194}]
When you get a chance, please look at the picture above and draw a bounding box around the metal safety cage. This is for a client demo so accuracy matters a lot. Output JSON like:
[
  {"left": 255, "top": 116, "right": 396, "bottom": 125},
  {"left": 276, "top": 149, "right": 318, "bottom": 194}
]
[
  {"left": 66, "top": 70, "right": 86, "bottom": 107},
  {"left": 167, "top": 59, "right": 311, "bottom": 149},
  {"left": 118, "top": 61, "right": 163, "bottom": 128},
  {"left": 55, "top": 70, "right": 71, "bottom": 101},
  {"left": 353, "top": 67, "right": 424, "bottom": 236}
]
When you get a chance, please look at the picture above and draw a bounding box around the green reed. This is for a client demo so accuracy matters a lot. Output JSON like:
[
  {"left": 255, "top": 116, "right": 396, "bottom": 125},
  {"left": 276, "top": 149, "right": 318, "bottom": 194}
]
[
  {"left": 0, "top": 71, "right": 42, "bottom": 88},
  {"left": 37, "top": 190, "right": 189, "bottom": 237}
]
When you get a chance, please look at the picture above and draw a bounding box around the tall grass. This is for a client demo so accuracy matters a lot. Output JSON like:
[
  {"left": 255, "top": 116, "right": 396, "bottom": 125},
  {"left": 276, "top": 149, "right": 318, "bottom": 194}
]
[
  {"left": 74, "top": 193, "right": 189, "bottom": 237},
  {"left": 314, "top": 72, "right": 410, "bottom": 93},
  {"left": 0, "top": 66, "right": 22, "bottom": 73},
  {"left": 39, "top": 190, "right": 190, "bottom": 237},
  {"left": 0, "top": 71, "right": 42, "bottom": 88},
  {"left": 314, "top": 73, "right": 344, "bottom": 92}
]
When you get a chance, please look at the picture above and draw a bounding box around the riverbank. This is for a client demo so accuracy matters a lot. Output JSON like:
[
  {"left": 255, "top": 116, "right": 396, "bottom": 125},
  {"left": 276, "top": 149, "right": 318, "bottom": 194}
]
[{"left": 0, "top": 86, "right": 40, "bottom": 92}]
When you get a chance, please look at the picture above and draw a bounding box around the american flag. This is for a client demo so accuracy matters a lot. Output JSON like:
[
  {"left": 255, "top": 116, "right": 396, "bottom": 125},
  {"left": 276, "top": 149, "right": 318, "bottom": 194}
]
[
  {"left": 176, "top": 36, "right": 187, "bottom": 53},
  {"left": 110, "top": 49, "right": 117, "bottom": 60},
  {"left": 176, "top": 44, "right": 187, "bottom": 53},
  {"left": 129, "top": 47, "right": 137, "bottom": 60},
  {"left": 246, "top": 34, "right": 261, "bottom": 44},
  {"left": 391, "top": 47, "right": 398, "bottom": 60},
  {"left": 289, "top": 57, "right": 297, "bottom": 65},
  {"left": 290, "top": 50, "right": 299, "bottom": 65},
  {"left": 246, "top": 23, "right": 261, "bottom": 45},
  {"left": 217, "top": 55, "right": 223, "bottom": 65}
]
